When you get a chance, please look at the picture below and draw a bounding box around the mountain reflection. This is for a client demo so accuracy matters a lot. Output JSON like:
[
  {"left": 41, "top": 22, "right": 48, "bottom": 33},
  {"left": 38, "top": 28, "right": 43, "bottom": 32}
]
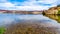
[{"left": 45, "top": 15, "right": 60, "bottom": 23}]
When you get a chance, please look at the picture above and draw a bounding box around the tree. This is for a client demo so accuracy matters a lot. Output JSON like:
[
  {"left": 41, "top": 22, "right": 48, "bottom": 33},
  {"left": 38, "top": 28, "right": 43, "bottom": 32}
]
[
  {"left": 42, "top": 11, "right": 45, "bottom": 15},
  {"left": 0, "top": 27, "right": 5, "bottom": 34}
]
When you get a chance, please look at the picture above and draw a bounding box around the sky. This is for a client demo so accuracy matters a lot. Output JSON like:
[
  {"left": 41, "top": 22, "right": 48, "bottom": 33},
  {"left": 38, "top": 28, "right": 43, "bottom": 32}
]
[{"left": 0, "top": 0, "right": 60, "bottom": 10}]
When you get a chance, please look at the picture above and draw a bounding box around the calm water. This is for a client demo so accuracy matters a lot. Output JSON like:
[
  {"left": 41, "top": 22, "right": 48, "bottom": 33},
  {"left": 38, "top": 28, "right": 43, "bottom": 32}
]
[{"left": 0, "top": 14, "right": 60, "bottom": 34}]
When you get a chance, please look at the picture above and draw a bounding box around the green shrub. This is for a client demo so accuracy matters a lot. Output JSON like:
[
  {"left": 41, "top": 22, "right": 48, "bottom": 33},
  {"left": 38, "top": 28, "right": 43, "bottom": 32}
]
[
  {"left": 58, "top": 10, "right": 60, "bottom": 14},
  {"left": 0, "top": 27, "right": 5, "bottom": 34}
]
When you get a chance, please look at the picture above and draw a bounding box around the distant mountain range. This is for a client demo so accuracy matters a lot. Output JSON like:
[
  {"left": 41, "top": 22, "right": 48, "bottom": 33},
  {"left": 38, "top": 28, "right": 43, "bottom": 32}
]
[{"left": 0, "top": 10, "right": 43, "bottom": 14}]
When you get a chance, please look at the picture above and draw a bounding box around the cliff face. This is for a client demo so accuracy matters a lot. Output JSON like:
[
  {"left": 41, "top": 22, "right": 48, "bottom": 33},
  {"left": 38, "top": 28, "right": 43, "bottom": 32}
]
[{"left": 44, "top": 7, "right": 60, "bottom": 14}]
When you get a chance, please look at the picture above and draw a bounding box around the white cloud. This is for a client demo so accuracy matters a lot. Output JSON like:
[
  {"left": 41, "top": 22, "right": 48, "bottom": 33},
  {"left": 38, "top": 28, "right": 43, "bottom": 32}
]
[
  {"left": 19, "top": 0, "right": 57, "bottom": 6},
  {"left": 37, "top": 0, "right": 57, "bottom": 4},
  {"left": 15, "top": 6, "right": 49, "bottom": 10},
  {"left": 0, "top": 0, "right": 59, "bottom": 10},
  {"left": 0, "top": 2, "right": 14, "bottom": 7}
]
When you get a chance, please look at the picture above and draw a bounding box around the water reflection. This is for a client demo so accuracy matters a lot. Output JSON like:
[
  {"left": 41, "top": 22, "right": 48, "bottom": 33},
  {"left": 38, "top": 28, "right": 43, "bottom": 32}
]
[
  {"left": 45, "top": 15, "right": 60, "bottom": 23},
  {"left": 0, "top": 14, "right": 59, "bottom": 28}
]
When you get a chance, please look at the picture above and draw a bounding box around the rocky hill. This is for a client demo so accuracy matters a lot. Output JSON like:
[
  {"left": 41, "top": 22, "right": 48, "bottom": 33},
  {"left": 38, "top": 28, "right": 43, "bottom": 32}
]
[{"left": 44, "top": 6, "right": 60, "bottom": 14}]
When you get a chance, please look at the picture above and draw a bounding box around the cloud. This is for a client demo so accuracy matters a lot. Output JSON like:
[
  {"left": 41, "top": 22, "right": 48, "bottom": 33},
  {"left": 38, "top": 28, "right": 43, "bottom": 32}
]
[
  {"left": 0, "top": 2, "right": 14, "bottom": 7},
  {"left": 14, "top": 0, "right": 57, "bottom": 6},
  {"left": 15, "top": 6, "right": 49, "bottom": 10},
  {"left": 37, "top": 0, "right": 57, "bottom": 4},
  {"left": 0, "top": 0, "right": 59, "bottom": 10}
]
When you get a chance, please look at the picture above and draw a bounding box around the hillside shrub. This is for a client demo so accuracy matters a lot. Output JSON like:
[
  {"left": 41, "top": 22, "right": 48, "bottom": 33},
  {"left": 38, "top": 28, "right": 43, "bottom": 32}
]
[
  {"left": 58, "top": 10, "right": 60, "bottom": 14},
  {"left": 0, "top": 27, "right": 5, "bottom": 34}
]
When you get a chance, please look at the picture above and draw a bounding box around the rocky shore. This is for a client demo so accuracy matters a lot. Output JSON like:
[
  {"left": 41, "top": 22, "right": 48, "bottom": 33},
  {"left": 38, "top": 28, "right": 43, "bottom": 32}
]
[{"left": 4, "top": 20, "right": 60, "bottom": 34}]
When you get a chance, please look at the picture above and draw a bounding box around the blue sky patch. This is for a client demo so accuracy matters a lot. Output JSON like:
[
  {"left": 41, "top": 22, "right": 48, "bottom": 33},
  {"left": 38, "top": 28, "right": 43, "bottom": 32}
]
[{"left": 8, "top": 0, "right": 28, "bottom": 2}]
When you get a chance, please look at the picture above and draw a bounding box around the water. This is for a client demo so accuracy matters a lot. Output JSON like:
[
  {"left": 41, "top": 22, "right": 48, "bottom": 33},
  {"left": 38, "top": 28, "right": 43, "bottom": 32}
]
[
  {"left": 45, "top": 14, "right": 60, "bottom": 23},
  {"left": 0, "top": 14, "right": 60, "bottom": 34},
  {"left": 0, "top": 14, "right": 60, "bottom": 27}
]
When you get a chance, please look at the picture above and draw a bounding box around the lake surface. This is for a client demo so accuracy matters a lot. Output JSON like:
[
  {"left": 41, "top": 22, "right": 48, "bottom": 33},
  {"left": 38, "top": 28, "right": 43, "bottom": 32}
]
[
  {"left": 0, "top": 14, "right": 60, "bottom": 26},
  {"left": 45, "top": 14, "right": 60, "bottom": 23},
  {"left": 0, "top": 14, "right": 60, "bottom": 34}
]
